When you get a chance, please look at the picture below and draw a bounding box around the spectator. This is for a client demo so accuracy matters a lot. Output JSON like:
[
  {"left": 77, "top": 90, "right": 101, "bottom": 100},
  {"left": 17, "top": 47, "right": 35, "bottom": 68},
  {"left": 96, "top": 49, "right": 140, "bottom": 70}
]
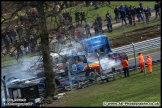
[
  {"left": 85, "top": 1, "right": 89, "bottom": 7},
  {"left": 80, "top": 11, "right": 86, "bottom": 26},
  {"left": 30, "top": 30, "right": 37, "bottom": 38},
  {"left": 91, "top": 20, "right": 99, "bottom": 35},
  {"left": 15, "top": 39, "right": 23, "bottom": 57},
  {"left": 147, "top": 5, "right": 152, "bottom": 18},
  {"left": 127, "top": 7, "right": 132, "bottom": 25},
  {"left": 1, "top": 29, "right": 7, "bottom": 46},
  {"left": 139, "top": 1, "right": 144, "bottom": 12},
  {"left": 131, "top": 6, "right": 136, "bottom": 26},
  {"left": 55, "top": 4, "right": 60, "bottom": 11},
  {"left": 68, "top": 15, "right": 72, "bottom": 23},
  {"left": 125, "top": 5, "right": 129, "bottom": 17},
  {"left": 23, "top": 38, "right": 29, "bottom": 55},
  {"left": 60, "top": 24, "right": 66, "bottom": 33},
  {"left": 75, "top": 11, "right": 80, "bottom": 27},
  {"left": 59, "top": 14, "right": 65, "bottom": 25},
  {"left": 120, "top": 10, "right": 127, "bottom": 26},
  {"left": 154, "top": 2, "right": 160, "bottom": 19},
  {"left": 73, "top": 28, "right": 80, "bottom": 41},
  {"left": 65, "top": 9, "right": 70, "bottom": 21},
  {"left": 120, "top": 4, "right": 126, "bottom": 12},
  {"left": 37, "top": 42, "right": 42, "bottom": 52},
  {"left": 11, "top": 27, "right": 17, "bottom": 44},
  {"left": 107, "top": 1, "right": 111, "bottom": 5},
  {"left": 29, "top": 35, "right": 36, "bottom": 53},
  {"left": 96, "top": 14, "right": 103, "bottom": 33},
  {"left": 5, "top": 27, "right": 13, "bottom": 44},
  {"left": 84, "top": 22, "right": 91, "bottom": 38},
  {"left": 94, "top": 2, "right": 99, "bottom": 9},
  {"left": 114, "top": 6, "right": 120, "bottom": 23},
  {"left": 144, "top": 7, "right": 150, "bottom": 23},
  {"left": 159, "top": 2, "right": 161, "bottom": 19},
  {"left": 17, "top": 25, "right": 24, "bottom": 42},
  {"left": 4, "top": 35, "right": 10, "bottom": 54},
  {"left": 136, "top": 5, "right": 144, "bottom": 22},
  {"left": 105, "top": 11, "right": 112, "bottom": 32},
  {"left": 19, "top": 14, "right": 24, "bottom": 24},
  {"left": 138, "top": 2, "right": 144, "bottom": 20},
  {"left": 56, "top": 32, "right": 64, "bottom": 45}
]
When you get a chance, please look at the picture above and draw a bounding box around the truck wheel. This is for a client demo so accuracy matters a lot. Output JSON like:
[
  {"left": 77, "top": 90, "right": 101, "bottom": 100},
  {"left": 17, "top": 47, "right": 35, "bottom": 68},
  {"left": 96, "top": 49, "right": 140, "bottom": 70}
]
[{"left": 88, "top": 71, "right": 96, "bottom": 80}]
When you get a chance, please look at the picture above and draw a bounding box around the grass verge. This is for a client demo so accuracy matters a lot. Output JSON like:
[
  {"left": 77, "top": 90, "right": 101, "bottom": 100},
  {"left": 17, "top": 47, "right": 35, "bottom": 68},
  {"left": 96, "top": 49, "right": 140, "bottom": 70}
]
[{"left": 47, "top": 63, "right": 161, "bottom": 107}]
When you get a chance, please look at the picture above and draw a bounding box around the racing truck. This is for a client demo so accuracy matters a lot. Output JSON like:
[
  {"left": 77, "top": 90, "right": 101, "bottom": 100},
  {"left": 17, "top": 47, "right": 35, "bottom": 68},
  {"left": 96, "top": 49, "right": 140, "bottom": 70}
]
[
  {"left": 37, "top": 35, "right": 128, "bottom": 90},
  {"left": 81, "top": 35, "right": 128, "bottom": 60},
  {"left": 37, "top": 52, "right": 103, "bottom": 90}
]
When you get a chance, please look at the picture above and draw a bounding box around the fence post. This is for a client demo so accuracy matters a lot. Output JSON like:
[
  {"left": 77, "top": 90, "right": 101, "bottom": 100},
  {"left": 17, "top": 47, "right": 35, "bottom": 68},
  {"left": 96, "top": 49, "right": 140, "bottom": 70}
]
[
  {"left": 112, "top": 67, "right": 115, "bottom": 80},
  {"left": 96, "top": 53, "right": 102, "bottom": 76},
  {"left": 144, "top": 58, "right": 146, "bottom": 75},
  {"left": 66, "top": 62, "right": 73, "bottom": 90},
  {"left": 132, "top": 43, "right": 137, "bottom": 70}
]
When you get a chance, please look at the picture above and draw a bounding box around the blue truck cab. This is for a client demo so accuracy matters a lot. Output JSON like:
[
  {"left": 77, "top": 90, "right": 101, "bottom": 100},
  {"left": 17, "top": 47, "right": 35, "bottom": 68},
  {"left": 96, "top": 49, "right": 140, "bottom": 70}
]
[{"left": 81, "top": 35, "right": 112, "bottom": 54}]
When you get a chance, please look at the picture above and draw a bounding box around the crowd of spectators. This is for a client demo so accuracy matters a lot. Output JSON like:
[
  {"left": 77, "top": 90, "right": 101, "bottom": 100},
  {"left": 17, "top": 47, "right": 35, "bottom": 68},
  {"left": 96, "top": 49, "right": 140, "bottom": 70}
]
[
  {"left": 1, "top": 7, "right": 42, "bottom": 56},
  {"left": 1, "top": 1, "right": 161, "bottom": 56}
]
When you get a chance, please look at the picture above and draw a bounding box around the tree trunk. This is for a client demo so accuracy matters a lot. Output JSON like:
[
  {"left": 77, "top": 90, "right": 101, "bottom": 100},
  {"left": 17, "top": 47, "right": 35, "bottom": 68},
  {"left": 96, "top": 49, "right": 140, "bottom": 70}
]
[{"left": 37, "top": 3, "right": 57, "bottom": 98}]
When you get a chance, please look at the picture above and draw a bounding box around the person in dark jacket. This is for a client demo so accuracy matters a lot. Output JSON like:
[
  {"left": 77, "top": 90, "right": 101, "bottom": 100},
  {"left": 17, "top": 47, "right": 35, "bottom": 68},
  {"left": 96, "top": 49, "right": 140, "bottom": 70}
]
[
  {"left": 11, "top": 27, "right": 17, "bottom": 44},
  {"left": 4, "top": 35, "right": 10, "bottom": 54},
  {"left": 127, "top": 7, "right": 132, "bottom": 25},
  {"left": 105, "top": 11, "right": 113, "bottom": 32},
  {"left": 144, "top": 7, "right": 150, "bottom": 23},
  {"left": 5, "top": 27, "right": 13, "bottom": 44},
  {"left": 91, "top": 20, "right": 99, "bottom": 35},
  {"left": 84, "top": 22, "right": 91, "bottom": 38},
  {"left": 139, "top": 1, "right": 144, "bottom": 12},
  {"left": 80, "top": 11, "right": 86, "bottom": 26},
  {"left": 131, "top": 6, "right": 136, "bottom": 26},
  {"left": 136, "top": 5, "right": 144, "bottom": 22},
  {"left": 154, "top": 2, "right": 160, "bottom": 19},
  {"left": 96, "top": 14, "right": 103, "bottom": 33},
  {"left": 15, "top": 39, "right": 23, "bottom": 57},
  {"left": 75, "top": 11, "right": 80, "bottom": 27},
  {"left": 120, "top": 10, "right": 127, "bottom": 26},
  {"left": 114, "top": 6, "right": 120, "bottom": 23}
]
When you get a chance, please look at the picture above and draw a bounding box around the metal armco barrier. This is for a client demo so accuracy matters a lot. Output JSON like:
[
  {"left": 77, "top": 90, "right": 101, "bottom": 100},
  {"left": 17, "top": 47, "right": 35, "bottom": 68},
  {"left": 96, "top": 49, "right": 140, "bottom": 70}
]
[{"left": 112, "top": 37, "right": 161, "bottom": 55}]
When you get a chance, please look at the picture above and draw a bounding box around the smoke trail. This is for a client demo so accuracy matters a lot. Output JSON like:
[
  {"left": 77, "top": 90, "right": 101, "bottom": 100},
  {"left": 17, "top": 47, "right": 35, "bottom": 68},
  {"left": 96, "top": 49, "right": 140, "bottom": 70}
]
[{"left": 100, "top": 57, "right": 121, "bottom": 70}]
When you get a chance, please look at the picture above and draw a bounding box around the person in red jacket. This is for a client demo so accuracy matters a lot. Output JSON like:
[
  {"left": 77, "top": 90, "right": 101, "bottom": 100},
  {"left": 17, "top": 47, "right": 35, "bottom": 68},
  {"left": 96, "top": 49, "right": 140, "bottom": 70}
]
[
  {"left": 146, "top": 56, "right": 153, "bottom": 73},
  {"left": 121, "top": 57, "right": 129, "bottom": 77}
]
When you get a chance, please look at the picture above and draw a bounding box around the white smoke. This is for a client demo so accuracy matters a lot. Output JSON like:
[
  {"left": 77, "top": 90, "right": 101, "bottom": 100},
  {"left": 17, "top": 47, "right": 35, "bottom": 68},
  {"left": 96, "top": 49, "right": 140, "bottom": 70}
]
[
  {"left": 59, "top": 41, "right": 84, "bottom": 55},
  {"left": 100, "top": 57, "right": 121, "bottom": 70}
]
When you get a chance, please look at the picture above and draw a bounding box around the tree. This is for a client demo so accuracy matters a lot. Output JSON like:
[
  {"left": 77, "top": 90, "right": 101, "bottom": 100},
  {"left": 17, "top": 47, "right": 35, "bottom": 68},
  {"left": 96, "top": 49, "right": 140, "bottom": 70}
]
[
  {"left": 1, "top": 1, "right": 60, "bottom": 99},
  {"left": 1, "top": 1, "right": 90, "bottom": 100}
]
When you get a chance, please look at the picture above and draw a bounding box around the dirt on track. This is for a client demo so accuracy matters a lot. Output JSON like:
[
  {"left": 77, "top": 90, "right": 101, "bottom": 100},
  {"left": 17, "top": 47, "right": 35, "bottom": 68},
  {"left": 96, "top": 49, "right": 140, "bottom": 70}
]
[{"left": 109, "top": 24, "right": 161, "bottom": 48}]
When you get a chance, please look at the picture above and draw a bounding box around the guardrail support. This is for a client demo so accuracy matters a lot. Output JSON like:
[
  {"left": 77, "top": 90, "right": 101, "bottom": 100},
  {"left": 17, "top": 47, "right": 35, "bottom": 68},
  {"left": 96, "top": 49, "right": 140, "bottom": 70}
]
[
  {"left": 132, "top": 43, "right": 137, "bottom": 70},
  {"left": 112, "top": 67, "right": 115, "bottom": 80}
]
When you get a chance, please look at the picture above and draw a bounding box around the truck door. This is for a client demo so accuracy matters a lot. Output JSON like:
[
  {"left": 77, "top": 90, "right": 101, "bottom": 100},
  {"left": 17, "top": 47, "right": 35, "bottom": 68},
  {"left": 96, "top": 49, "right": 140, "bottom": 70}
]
[{"left": 72, "top": 55, "right": 88, "bottom": 72}]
